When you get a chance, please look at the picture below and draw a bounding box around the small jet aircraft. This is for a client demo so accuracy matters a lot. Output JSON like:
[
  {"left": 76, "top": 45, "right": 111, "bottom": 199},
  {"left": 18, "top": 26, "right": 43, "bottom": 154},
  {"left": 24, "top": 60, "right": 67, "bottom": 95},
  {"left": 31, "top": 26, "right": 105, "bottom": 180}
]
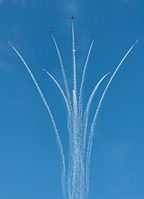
[
  {"left": 70, "top": 16, "right": 75, "bottom": 20},
  {"left": 93, "top": 34, "right": 97, "bottom": 37},
  {"left": 48, "top": 29, "right": 53, "bottom": 33}
]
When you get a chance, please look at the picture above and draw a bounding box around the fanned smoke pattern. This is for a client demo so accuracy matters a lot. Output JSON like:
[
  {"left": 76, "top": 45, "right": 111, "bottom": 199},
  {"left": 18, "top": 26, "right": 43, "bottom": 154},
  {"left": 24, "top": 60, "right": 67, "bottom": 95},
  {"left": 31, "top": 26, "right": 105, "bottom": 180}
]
[{"left": 9, "top": 19, "right": 138, "bottom": 199}]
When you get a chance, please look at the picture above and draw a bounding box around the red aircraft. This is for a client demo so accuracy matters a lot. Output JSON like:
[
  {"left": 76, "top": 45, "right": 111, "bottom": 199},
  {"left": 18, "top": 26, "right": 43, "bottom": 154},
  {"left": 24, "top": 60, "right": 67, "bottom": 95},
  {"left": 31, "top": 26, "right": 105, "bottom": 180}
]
[{"left": 70, "top": 16, "right": 75, "bottom": 20}]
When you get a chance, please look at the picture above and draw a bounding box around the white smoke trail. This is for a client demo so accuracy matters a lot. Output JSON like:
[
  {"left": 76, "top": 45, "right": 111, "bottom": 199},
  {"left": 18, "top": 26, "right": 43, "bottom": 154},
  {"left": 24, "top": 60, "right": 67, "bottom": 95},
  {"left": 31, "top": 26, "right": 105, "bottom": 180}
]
[
  {"left": 70, "top": 89, "right": 85, "bottom": 199},
  {"left": 71, "top": 21, "right": 82, "bottom": 198},
  {"left": 78, "top": 38, "right": 95, "bottom": 161},
  {"left": 71, "top": 21, "right": 86, "bottom": 198},
  {"left": 71, "top": 89, "right": 79, "bottom": 198},
  {"left": 8, "top": 42, "right": 67, "bottom": 199},
  {"left": 83, "top": 72, "right": 110, "bottom": 155},
  {"left": 85, "top": 40, "right": 138, "bottom": 197},
  {"left": 72, "top": 22, "right": 77, "bottom": 94},
  {"left": 43, "top": 69, "right": 74, "bottom": 199},
  {"left": 43, "top": 69, "right": 74, "bottom": 192},
  {"left": 43, "top": 68, "right": 71, "bottom": 117},
  {"left": 51, "top": 35, "right": 71, "bottom": 106},
  {"left": 70, "top": 20, "right": 80, "bottom": 198},
  {"left": 79, "top": 38, "right": 95, "bottom": 112}
]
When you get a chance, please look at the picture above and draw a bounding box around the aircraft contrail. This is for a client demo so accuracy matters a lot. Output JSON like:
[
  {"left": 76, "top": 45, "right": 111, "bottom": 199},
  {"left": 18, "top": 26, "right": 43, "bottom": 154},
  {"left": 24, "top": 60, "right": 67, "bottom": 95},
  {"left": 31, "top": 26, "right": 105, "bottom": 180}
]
[
  {"left": 83, "top": 72, "right": 110, "bottom": 156},
  {"left": 8, "top": 42, "right": 67, "bottom": 199},
  {"left": 51, "top": 34, "right": 71, "bottom": 107},
  {"left": 79, "top": 38, "right": 95, "bottom": 113},
  {"left": 43, "top": 69, "right": 74, "bottom": 175},
  {"left": 43, "top": 68, "right": 71, "bottom": 117}
]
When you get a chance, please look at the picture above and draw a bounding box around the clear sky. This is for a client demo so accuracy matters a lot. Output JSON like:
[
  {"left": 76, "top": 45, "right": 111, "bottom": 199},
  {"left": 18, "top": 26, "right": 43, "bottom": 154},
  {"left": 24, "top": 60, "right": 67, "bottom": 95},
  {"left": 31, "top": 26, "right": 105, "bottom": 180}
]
[{"left": 0, "top": 0, "right": 144, "bottom": 199}]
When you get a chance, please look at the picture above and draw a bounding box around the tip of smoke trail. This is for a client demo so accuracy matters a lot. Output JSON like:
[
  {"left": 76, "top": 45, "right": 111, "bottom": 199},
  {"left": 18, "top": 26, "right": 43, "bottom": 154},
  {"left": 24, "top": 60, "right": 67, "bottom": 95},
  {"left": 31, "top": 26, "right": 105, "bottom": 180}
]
[
  {"left": 42, "top": 68, "right": 50, "bottom": 76},
  {"left": 135, "top": 39, "right": 139, "bottom": 44}
]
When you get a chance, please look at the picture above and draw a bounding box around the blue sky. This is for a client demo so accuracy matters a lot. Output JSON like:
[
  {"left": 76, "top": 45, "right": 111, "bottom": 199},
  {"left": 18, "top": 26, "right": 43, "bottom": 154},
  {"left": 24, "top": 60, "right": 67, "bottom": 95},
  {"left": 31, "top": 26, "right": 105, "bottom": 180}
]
[{"left": 0, "top": 0, "right": 144, "bottom": 199}]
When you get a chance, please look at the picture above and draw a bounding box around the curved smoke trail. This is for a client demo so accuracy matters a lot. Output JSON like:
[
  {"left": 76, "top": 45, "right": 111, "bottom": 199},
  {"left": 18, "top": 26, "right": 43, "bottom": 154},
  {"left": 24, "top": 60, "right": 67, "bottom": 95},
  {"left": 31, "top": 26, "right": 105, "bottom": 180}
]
[
  {"left": 85, "top": 40, "right": 138, "bottom": 197},
  {"left": 43, "top": 69, "right": 74, "bottom": 189},
  {"left": 83, "top": 72, "right": 110, "bottom": 155},
  {"left": 51, "top": 34, "right": 75, "bottom": 198},
  {"left": 79, "top": 38, "right": 95, "bottom": 113},
  {"left": 8, "top": 42, "right": 67, "bottom": 199},
  {"left": 51, "top": 34, "right": 71, "bottom": 107},
  {"left": 43, "top": 68, "right": 71, "bottom": 117}
]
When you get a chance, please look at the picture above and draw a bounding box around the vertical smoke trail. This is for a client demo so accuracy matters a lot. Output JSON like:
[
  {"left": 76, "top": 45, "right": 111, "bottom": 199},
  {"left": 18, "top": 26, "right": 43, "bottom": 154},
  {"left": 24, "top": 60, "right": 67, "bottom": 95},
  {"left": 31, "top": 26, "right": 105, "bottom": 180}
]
[
  {"left": 79, "top": 38, "right": 95, "bottom": 112},
  {"left": 70, "top": 89, "right": 84, "bottom": 199},
  {"left": 83, "top": 72, "right": 110, "bottom": 155},
  {"left": 85, "top": 40, "right": 138, "bottom": 197},
  {"left": 71, "top": 20, "right": 86, "bottom": 198},
  {"left": 72, "top": 89, "right": 85, "bottom": 199},
  {"left": 51, "top": 35, "right": 71, "bottom": 107},
  {"left": 71, "top": 19, "right": 80, "bottom": 198},
  {"left": 72, "top": 89, "right": 79, "bottom": 198},
  {"left": 8, "top": 42, "right": 67, "bottom": 199},
  {"left": 72, "top": 21, "right": 77, "bottom": 94},
  {"left": 71, "top": 21, "right": 81, "bottom": 198}
]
